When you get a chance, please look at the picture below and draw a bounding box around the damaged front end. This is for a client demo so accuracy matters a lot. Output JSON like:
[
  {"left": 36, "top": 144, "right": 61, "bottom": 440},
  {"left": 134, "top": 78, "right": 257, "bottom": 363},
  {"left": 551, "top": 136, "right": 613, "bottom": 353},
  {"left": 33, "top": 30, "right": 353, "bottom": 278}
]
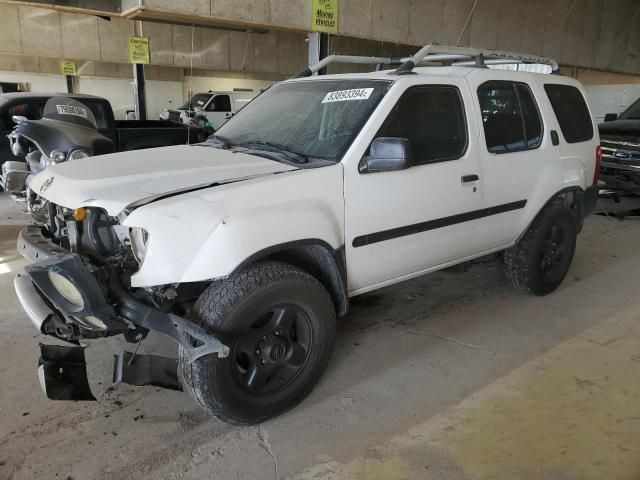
[{"left": 15, "top": 204, "right": 229, "bottom": 401}]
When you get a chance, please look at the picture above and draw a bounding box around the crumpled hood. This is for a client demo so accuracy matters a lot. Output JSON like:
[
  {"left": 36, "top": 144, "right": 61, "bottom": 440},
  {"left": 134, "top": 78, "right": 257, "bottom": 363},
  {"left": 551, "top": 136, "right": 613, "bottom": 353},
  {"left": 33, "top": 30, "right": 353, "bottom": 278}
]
[{"left": 29, "top": 144, "right": 297, "bottom": 215}]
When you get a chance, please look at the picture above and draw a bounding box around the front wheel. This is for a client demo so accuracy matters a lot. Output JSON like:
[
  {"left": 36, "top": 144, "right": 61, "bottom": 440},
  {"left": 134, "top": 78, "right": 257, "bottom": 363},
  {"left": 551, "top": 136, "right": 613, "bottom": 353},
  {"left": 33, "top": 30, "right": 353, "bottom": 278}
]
[
  {"left": 503, "top": 202, "right": 577, "bottom": 296},
  {"left": 179, "top": 262, "right": 336, "bottom": 425}
]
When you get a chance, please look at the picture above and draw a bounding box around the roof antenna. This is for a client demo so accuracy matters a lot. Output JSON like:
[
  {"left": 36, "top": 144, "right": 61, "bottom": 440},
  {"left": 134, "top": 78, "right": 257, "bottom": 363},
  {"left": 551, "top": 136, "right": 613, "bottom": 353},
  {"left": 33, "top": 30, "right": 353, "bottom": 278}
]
[{"left": 187, "top": 24, "right": 195, "bottom": 146}]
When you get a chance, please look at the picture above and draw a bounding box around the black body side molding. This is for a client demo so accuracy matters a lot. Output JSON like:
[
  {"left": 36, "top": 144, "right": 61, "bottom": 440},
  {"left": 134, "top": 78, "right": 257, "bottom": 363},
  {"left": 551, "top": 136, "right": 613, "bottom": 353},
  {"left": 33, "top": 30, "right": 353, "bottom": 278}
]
[{"left": 353, "top": 200, "right": 527, "bottom": 247}]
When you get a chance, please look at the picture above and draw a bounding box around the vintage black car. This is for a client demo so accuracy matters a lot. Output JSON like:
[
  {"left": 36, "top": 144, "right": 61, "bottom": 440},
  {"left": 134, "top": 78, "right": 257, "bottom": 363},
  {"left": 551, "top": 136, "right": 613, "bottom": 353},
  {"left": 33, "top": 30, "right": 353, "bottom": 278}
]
[{"left": 0, "top": 92, "right": 199, "bottom": 169}]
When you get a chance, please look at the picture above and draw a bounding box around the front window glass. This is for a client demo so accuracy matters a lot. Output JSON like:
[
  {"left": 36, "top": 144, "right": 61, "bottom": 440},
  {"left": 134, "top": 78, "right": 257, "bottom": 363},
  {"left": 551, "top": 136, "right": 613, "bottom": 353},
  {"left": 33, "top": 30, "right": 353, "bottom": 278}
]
[
  {"left": 376, "top": 86, "right": 468, "bottom": 164},
  {"left": 208, "top": 95, "right": 231, "bottom": 112},
  {"left": 179, "top": 93, "right": 213, "bottom": 111},
  {"left": 212, "top": 80, "right": 390, "bottom": 162},
  {"left": 619, "top": 98, "right": 640, "bottom": 120}
]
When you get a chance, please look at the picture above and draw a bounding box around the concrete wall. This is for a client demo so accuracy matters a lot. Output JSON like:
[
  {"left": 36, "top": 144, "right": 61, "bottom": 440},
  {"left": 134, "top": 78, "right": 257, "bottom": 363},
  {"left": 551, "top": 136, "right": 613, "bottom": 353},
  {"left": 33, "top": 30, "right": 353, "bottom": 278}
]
[
  {"left": 116, "top": 0, "right": 640, "bottom": 75},
  {"left": 584, "top": 84, "right": 640, "bottom": 121},
  {"left": 2, "top": 1, "right": 640, "bottom": 75},
  {"left": 0, "top": 4, "right": 309, "bottom": 76}
]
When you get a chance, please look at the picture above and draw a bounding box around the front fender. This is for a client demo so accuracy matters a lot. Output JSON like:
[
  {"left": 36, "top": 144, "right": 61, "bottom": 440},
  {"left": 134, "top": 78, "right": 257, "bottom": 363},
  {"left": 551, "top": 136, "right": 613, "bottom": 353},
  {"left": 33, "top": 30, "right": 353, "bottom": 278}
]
[{"left": 124, "top": 165, "right": 344, "bottom": 288}]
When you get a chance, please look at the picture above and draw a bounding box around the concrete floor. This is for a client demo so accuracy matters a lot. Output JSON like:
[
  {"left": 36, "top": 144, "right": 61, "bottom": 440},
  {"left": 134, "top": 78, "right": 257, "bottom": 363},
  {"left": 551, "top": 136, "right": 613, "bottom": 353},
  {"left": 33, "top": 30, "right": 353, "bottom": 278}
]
[{"left": 0, "top": 194, "right": 639, "bottom": 480}]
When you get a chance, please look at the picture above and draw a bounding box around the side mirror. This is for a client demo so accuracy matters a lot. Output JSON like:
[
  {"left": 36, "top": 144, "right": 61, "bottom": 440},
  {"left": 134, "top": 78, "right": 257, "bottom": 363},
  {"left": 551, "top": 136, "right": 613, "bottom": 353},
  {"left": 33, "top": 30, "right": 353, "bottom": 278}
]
[
  {"left": 359, "top": 137, "right": 414, "bottom": 174},
  {"left": 604, "top": 113, "right": 618, "bottom": 122},
  {"left": 12, "top": 115, "right": 27, "bottom": 125}
]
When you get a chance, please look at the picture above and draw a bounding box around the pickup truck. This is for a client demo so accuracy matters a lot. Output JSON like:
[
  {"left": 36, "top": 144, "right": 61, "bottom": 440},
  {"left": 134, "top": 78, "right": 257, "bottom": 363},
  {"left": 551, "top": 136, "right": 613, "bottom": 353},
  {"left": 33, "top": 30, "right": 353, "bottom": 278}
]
[
  {"left": 599, "top": 97, "right": 640, "bottom": 192},
  {"left": 160, "top": 89, "right": 257, "bottom": 130},
  {"left": 0, "top": 92, "right": 199, "bottom": 168}
]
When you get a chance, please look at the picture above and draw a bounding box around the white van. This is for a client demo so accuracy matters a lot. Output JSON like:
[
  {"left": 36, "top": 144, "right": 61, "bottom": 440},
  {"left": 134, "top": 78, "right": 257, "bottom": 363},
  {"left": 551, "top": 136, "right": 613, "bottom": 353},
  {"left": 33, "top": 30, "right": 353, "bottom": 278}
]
[{"left": 159, "top": 89, "right": 258, "bottom": 130}]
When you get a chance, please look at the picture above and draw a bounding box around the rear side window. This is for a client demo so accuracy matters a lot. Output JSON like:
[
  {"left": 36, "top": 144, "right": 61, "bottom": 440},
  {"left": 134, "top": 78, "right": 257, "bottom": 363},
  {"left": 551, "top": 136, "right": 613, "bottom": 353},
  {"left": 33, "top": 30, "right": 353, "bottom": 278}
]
[
  {"left": 376, "top": 85, "right": 467, "bottom": 164},
  {"left": 478, "top": 81, "right": 543, "bottom": 153},
  {"left": 544, "top": 84, "right": 593, "bottom": 143}
]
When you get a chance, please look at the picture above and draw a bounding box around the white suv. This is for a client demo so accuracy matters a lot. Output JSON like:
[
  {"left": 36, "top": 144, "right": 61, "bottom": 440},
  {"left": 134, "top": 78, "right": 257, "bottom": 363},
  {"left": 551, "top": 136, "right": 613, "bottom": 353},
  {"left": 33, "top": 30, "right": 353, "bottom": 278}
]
[{"left": 14, "top": 45, "right": 600, "bottom": 425}]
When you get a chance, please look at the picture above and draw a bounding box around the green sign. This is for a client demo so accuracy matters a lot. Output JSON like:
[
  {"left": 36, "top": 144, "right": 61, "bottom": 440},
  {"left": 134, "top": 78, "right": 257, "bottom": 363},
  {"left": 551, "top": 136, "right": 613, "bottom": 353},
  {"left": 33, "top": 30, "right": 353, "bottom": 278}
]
[
  {"left": 129, "top": 37, "right": 150, "bottom": 64},
  {"left": 60, "top": 60, "right": 77, "bottom": 76},
  {"left": 312, "top": 0, "right": 338, "bottom": 34}
]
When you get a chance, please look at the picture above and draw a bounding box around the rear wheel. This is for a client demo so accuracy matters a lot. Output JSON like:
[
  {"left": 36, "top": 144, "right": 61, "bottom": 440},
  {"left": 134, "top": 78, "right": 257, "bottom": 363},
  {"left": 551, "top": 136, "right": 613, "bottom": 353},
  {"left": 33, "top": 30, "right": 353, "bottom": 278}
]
[
  {"left": 504, "top": 202, "right": 577, "bottom": 296},
  {"left": 179, "top": 262, "right": 336, "bottom": 425}
]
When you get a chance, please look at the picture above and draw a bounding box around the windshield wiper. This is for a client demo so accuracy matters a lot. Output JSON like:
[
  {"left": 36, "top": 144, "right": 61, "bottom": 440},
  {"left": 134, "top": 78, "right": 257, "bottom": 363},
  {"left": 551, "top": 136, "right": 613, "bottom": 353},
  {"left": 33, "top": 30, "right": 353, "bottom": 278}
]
[
  {"left": 205, "top": 134, "right": 233, "bottom": 149},
  {"left": 237, "top": 141, "right": 309, "bottom": 164}
]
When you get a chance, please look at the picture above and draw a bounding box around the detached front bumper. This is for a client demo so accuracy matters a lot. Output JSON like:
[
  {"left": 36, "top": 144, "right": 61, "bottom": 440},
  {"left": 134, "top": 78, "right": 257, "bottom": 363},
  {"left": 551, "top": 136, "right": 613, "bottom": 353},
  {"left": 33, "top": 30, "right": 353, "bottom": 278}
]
[{"left": 14, "top": 226, "right": 229, "bottom": 400}]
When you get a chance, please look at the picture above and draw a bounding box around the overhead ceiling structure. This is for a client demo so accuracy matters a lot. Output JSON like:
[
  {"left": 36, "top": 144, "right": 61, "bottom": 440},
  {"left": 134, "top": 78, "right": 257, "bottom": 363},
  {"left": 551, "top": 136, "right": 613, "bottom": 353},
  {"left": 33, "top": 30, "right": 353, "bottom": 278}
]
[{"left": 1, "top": 0, "right": 640, "bottom": 76}]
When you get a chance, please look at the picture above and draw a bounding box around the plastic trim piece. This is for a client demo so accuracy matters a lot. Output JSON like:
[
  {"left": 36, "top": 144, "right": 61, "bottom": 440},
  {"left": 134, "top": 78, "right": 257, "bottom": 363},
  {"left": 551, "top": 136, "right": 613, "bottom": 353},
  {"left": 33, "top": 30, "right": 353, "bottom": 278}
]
[{"left": 353, "top": 200, "right": 527, "bottom": 247}]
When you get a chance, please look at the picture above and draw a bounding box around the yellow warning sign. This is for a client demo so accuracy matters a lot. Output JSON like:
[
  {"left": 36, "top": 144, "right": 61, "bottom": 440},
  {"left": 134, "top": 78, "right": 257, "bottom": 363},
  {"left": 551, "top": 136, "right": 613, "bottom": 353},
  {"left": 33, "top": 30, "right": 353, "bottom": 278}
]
[
  {"left": 60, "top": 60, "right": 77, "bottom": 76},
  {"left": 312, "top": 0, "right": 338, "bottom": 34},
  {"left": 129, "top": 37, "right": 150, "bottom": 64}
]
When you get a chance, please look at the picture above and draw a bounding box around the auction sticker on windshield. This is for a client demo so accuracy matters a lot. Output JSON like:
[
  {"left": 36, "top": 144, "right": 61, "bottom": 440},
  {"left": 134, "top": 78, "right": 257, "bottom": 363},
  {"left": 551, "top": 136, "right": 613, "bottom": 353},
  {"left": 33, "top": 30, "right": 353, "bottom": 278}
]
[{"left": 322, "top": 88, "right": 374, "bottom": 103}]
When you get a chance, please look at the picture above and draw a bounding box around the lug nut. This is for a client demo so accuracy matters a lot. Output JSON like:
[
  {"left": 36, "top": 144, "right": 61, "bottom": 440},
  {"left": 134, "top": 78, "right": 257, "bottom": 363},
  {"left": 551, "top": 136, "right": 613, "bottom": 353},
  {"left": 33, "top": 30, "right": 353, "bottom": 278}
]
[
  {"left": 255, "top": 349, "right": 261, "bottom": 355},
  {"left": 275, "top": 330, "right": 280, "bottom": 336}
]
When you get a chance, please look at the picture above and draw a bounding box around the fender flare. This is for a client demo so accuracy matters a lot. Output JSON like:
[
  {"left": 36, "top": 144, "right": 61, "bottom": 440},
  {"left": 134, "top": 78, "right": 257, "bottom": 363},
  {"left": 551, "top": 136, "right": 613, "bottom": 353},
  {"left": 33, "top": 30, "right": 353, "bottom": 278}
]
[
  {"left": 517, "top": 186, "right": 587, "bottom": 243},
  {"left": 232, "top": 239, "right": 349, "bottom": 317}
]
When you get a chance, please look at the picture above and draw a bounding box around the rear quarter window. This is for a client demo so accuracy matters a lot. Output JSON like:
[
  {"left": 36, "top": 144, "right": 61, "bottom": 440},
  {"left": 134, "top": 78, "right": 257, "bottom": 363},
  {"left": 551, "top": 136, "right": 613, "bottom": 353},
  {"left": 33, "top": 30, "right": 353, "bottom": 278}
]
[{"left": 544, "top": 84, "right": 593, "bottom": 143}]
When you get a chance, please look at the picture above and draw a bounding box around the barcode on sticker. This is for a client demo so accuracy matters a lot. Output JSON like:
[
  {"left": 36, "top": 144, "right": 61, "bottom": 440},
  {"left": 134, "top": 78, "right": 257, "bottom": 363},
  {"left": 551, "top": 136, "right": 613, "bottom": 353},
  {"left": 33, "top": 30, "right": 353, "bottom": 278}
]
[{"left": 322, "top": 88, "right": 374, "bottom": 103}]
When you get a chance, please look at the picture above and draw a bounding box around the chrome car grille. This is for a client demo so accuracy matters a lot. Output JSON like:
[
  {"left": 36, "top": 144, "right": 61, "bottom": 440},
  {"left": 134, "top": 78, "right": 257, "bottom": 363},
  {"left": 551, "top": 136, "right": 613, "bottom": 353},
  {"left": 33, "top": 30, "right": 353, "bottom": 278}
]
[{"left": 600, "top": 138, "right": 640, "bottom": 171}]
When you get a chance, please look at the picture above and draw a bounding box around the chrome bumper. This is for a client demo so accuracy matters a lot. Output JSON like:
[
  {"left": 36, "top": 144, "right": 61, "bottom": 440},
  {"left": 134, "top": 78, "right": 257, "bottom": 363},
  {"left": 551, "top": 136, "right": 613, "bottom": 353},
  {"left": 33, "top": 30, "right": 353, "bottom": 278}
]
[{"left": 14, "top": 273, "right": 53, "bottom": 331}]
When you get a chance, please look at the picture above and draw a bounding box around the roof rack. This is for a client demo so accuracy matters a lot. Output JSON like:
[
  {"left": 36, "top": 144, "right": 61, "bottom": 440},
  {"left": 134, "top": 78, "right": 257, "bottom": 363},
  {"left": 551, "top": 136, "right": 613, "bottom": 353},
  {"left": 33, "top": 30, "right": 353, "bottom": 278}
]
[
  {"left": 292, "top": 55, "right": 404, "bottom": 78},
  {"left": 292, "top": 43, "right": 559, "bottom": 78},
  {"left": 395, "top": 44, "right": 559, "bottom": 74}
]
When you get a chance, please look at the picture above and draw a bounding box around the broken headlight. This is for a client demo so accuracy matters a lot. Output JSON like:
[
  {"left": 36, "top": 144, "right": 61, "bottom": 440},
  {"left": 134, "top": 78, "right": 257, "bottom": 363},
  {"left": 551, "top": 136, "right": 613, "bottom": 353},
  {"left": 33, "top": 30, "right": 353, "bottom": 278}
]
[
  {"left": 48, "top": 271, "right": 84, "bottom": 309},
  {"left": 129, "top": 227, "right": 149, "bottom": 264}
]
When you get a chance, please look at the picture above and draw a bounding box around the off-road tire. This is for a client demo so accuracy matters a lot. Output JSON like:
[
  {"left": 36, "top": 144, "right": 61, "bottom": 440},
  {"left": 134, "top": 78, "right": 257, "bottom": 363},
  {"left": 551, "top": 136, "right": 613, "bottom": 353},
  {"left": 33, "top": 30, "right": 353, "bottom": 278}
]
[
  {"left": 503, "top": 201, "right": 577, "bottom": 296},
  {"left": 179, "top": 261, "right": 336, "bottom": 425}
]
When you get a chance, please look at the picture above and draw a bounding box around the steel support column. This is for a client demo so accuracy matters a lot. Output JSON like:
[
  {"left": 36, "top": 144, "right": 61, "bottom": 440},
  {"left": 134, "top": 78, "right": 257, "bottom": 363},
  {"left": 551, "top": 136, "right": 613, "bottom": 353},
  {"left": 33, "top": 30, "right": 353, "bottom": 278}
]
[{"left": 133, "top": 63, "right": 147, "bottom": 121}]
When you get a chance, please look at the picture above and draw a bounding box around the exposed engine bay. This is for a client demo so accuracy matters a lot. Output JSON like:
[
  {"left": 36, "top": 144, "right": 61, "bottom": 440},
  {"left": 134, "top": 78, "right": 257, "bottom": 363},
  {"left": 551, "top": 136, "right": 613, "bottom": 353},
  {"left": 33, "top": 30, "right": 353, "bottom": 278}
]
[{"left": 27, "top": 203, "right": 223, "bottom": 353}]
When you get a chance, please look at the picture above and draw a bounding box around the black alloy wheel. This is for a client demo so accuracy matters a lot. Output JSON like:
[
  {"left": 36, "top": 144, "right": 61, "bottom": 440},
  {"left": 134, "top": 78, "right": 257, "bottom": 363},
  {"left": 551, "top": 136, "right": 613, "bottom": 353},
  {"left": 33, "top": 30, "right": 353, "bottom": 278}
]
[
  {"left": 539, "top": 222, "right": 570, "bottom": 283},
  {"left": 232, "top": 305, "right": 313, "bottom": 394},
  {"left": 178, "top": 262, "right": 336, "bottom": 425}
]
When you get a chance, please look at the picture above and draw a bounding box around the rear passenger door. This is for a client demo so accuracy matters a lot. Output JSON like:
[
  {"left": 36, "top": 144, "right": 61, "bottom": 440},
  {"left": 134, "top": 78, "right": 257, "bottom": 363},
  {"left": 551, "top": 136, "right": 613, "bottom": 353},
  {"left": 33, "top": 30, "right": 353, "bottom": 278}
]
[
  {"left": 345, "top": 84, "right": 484, "bottom": 292},
  {"left": 473, "top": 80, "right": 548, "bottom": 248}
]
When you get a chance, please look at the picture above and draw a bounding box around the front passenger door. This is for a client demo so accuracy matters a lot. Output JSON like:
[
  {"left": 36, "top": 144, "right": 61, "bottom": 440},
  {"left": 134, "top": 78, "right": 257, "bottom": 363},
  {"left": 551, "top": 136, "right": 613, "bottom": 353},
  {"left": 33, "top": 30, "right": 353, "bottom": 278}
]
[
  {"left": 345, "top": 84, "right": 484, "bottom": 293},
  {"left": 205, "top": 94, "right": 232, "bottom": 130}
]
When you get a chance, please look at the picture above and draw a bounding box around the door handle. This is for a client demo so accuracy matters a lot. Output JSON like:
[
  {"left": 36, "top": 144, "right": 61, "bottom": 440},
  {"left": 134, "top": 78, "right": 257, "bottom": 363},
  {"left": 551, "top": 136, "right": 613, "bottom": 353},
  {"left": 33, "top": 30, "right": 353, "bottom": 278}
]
[{"left": 461, "top": 174, "right": 479, "bottom": 184}]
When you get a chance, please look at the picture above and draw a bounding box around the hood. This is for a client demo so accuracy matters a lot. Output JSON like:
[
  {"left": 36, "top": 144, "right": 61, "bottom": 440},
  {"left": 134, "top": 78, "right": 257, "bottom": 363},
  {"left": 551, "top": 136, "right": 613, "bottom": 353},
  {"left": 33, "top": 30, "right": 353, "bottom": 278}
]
[
  {"left": 16, "top": 119, "right": 114, "bottom": 157},
  {"left": 598, "top": 119, "right": 640, "bottom": 137},
  {"left": 29, "top": 145, "right": 298, "bottom": 215}
]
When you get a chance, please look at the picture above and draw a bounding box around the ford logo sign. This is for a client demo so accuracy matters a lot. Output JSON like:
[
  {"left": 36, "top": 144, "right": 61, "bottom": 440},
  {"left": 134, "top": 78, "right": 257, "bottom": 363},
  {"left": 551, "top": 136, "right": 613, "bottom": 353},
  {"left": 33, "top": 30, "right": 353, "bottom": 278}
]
[{"left": 614, "top": 151, "right": 631, "bottom": 159}]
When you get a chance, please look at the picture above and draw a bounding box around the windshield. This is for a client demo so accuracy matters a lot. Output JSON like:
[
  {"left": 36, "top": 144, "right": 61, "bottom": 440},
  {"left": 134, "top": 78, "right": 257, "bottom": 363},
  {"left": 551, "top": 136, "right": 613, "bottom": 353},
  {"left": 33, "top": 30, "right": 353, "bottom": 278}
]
[
  {"left": 619, "top": 98, "right": 640, "bottom": 120},
  {"left": 179, "top": 93, "right": 212, "bottom": 111},
  {"left": 211, "top": 79, "right": 390, "bottom": 162}
]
